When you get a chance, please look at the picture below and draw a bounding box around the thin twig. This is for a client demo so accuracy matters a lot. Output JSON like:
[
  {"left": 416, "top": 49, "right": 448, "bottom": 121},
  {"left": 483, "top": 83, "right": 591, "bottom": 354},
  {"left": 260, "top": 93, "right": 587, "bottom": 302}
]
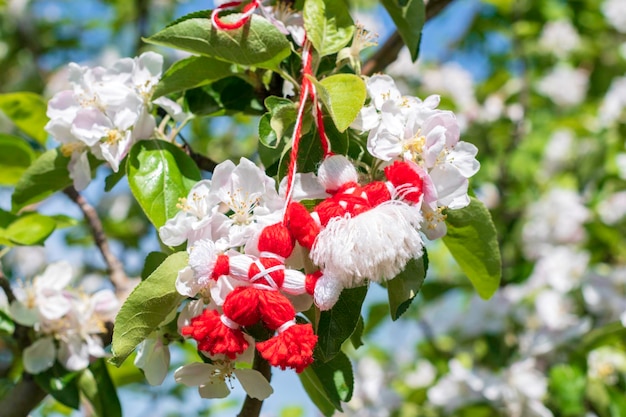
[
  {"left": 362, "top": 0, "right": 457, "bottom": 76},
  {"left": 63, "top": 186, "right": 132, "bottom": 296},
  {"left": 0, "top": 269, "right": 16, "bottom": 304},
  {"left": 237, "top": 350, "right": 272, "bottom": 417}
]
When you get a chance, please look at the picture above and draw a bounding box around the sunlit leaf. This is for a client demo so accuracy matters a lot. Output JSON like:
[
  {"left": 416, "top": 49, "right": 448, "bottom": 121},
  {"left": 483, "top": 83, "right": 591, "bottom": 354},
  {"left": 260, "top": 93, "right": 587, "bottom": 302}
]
[
  {"left": 110, "top": 251, "right": 187, "bottom": 366},
  {"left": 315, "top": 74, "right": 367, "bottom": 133},
  {"left": 126, "top": 140, "right": 201, "bottom": 229},
  {"left": 145, "top": 13, "right": 291, "bottom": 70},
  {"left": 0, "top": 92, "right": 49, "bottom": 144},
  {"left": 303, "top": 0, "right": 354, "bottom": 56},
  {"left": 443, "top": 197, "right": 501, "bottom": 299},
  {"left": 153, "top": 56, "right": 233, "bottom": 98},
  {"left": 0, "top": 134, "right": 37, "bottom": 186}
]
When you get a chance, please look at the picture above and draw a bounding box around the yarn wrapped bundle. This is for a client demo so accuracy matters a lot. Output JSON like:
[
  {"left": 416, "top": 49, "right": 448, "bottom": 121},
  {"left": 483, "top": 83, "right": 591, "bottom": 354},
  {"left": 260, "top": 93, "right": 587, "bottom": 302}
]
[
  {"left": 181, "top": 223, "right": 317, "bottom": 373},
  {"left": 286, "top": 154, "right": 427, "bottom": 310}
]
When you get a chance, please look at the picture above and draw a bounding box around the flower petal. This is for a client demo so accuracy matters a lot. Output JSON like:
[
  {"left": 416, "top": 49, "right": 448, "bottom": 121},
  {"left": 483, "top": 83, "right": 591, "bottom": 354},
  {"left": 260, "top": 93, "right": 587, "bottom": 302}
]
[
  {"left": 23, "top": 337, "right": 56, "bottom": 374},
  {"left": 234, "top": 369, "right": 274, "bottom": 400}
]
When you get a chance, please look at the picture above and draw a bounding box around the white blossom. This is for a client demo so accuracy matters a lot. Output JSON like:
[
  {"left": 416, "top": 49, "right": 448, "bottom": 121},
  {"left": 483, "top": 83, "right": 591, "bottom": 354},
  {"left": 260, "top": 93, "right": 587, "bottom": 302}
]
[
  {"left": 538, "top": 20, "right": 581, "bottom": 57},
  {"left": 602, "top": 0, "right": 626, "bottom": 33},
  {"left": 536, "top": 65, "right": 589, "bottom": 107}
]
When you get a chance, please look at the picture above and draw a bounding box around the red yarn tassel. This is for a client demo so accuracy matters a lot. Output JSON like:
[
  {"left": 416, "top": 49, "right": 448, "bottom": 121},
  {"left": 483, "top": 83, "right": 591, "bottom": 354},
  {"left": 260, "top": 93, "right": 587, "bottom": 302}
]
[
  {"left": 180, "top": 309, "right": 248, "bottom": 359},
  {"left": 256, "top": 323, "right": 317, "bottom": 373},
  {"left": 223, "top": 286, "right": 262, "bottom": 327},
  {"left": 384, "top": 161, "right": 424, "bottom": 203},
  {"left": 258, "top": 290, "right": 296, "bottom": 330},
  {"left": 286, "top": 202, "right": 320, "bottom": 250}
]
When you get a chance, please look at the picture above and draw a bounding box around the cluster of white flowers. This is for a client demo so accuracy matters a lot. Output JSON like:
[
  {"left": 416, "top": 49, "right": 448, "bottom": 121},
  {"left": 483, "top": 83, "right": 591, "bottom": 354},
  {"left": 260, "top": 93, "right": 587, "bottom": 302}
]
[
  {"left": 538, "top": 19, "right": 581, "bottom": 58},
  {"left": 599, "top": 75, "right": 626, "bottom": 126},
  {"left": 45, "top": 51, "right": 183, "bottom": 190},
  {"left": 602, "top": 0, "right": 626, "bottom": 33},
  {"left": 428, "top": 358, "right": 553, "bottom": 417},
  {"left": 352, "top": 74, "right": 480, "bottom": 239},
  {"left": 8, "top": 262, "right": 118, "bottom": 374},
  {"left": 536, "top": 65, "right": 589, "bottom": 107}
]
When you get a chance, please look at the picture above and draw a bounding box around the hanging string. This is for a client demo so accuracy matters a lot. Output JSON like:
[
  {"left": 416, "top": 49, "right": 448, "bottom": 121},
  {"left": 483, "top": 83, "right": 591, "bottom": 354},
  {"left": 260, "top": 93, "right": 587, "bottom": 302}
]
[
  {"left": 211, "top": 0, "right": 261, "bottom": 30},
  {"left": 313, "top": 98, "right": 332, "bottom": 158},
  {"left": 282, "top": 39, "right": 313, "bottom": 221}
]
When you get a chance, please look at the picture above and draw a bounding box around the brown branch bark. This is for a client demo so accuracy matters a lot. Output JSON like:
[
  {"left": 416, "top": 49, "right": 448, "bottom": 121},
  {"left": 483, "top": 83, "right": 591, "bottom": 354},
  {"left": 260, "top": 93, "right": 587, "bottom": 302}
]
[
  {"left": 63, "top": 186, "right": 133, "bottom": 296},
  {"left": 0, "top": 270, "right": 16, "bottom": 304},
  {"left": 237, "top": 351, "right": 272, "bottom": 417},
  {"left": 362, "top": 0, "right": 457, "bottom": 76},
  {"left": 0, "top": 373, "right": 48, "bottom": 417}
]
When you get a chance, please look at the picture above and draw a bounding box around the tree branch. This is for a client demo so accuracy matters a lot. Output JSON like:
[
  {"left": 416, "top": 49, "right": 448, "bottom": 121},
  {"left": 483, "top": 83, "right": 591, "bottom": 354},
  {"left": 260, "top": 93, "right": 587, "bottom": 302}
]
[
  {"left": 0, "top": 270, "right": 16, "bottom": 304},
  {"left": 237, "top": 351, "right": 272, "bottom": 417},
  {"left": 362, "top": 0, "right": 457, "bottom": 76},
  {"left": 0, "top": 372, "right": 48, "bottom": 417},
  {"left": 63, "top": 186, "right": 133, "bottom": 296}
]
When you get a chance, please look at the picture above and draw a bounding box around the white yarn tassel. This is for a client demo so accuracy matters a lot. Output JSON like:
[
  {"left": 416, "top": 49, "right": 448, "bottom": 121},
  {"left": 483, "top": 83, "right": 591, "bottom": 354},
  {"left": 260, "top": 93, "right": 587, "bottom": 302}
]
[
  {"left": 317, "top": 154, "right": 358, "bottom": 191},
  {"left": 281, "top": 269, "right": 307, "bottom": 295},
  {"left": 311, "top": 201, "right": 424, "bottom": 287},
  {"left": 314, "top": 272, "right": 344, "bottom": 311}
]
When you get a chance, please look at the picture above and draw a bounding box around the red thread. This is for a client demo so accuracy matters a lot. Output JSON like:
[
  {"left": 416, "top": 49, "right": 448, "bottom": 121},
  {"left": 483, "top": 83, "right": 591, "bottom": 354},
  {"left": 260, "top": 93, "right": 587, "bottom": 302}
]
[{"left": 211, "top": 0, "right": 260, "bottom": 30}]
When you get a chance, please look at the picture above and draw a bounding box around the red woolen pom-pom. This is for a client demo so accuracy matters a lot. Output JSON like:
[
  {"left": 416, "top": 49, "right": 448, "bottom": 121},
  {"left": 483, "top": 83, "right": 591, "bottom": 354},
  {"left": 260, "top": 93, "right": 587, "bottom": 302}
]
[
  {"left": 363, "top": 181, "right": 392, "bottom": 206},
  {"left": 256, "top": 323, "right": 318, "bottom": 373},
  {"left": 384, "top": 161, "right": 424, "bottom": 203},
  {"left": 223, "top": 286, "right": 262, "bottom": 327},
  {"left": 258, "top": 290, "right": 296, "bottom": 330},
  {"left": 305, "top": 271, "right": 322, "bottom": 295},
  {"left": 212, "top": 254, "right": 230, "bottom": 280},
  {"left": 258, "top": 223, "right": 295, "bottom": 258},
  {"left": 315, "top": 199, "right": 347, "bottom": 226},
  {"left": 248, "top": 257, "right": 285, "bottom": 289},
  {"left": 181, "top": 309, "right": 248, "bottom": 359},
  {"left": 286, "top": 202, "right": 320, "bottom": 250}
]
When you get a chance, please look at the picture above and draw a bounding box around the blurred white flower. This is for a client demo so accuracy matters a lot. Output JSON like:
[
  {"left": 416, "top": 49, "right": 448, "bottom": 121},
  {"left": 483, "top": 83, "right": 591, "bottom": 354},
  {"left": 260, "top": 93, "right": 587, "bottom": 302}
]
[
  {"left": 405, "top": 359, "right": 437, "bottom": 389},
  {"left": 538, "top": 20, "right": 581, "bottom": 58},
  {"left": 602, "top": 0, "right": 626, "bottom": 33},
  {"left": 428, "top": 359, "right": 492, "bottom": 412},
  {"left": 522, "top": 188, "right": 589, "bottom": 259},
  {"left": 587, "top": 347, "right": 626, "bottom": 385},
  {"left": 536, "top": 65, "right": 588, "bottom": 107},
  {"left": 528, "top": 246, "right": 589, "bottom": 293},
  {"left": 541, "top": 129, "right": 574, "bottom": 177},
  {"left": 420, "top": 62, "right": 479, "bottom": 117},
  {"left": 8, "top": 262, "right": 118, "bottom": 373},
  {"left": 597, "top": 191, "right": 626, "bottom": 225},
  {"left": 599, "top": 76, "right": 626, "bottom": 126}
]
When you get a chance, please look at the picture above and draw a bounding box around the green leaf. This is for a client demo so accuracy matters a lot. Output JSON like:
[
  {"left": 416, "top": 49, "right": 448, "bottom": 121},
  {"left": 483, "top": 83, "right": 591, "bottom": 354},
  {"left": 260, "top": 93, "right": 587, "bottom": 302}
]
[
  {"left": 300, "top": 351, "right": 353, "bottom": 414},
  {"left": 442, "top": 197, "right": 501, "bottom": 299},
  {"left": 303, "top": 0, "right": 354, "bottom": 56},
  {"left": 548, "top": 364, "right": 586, "bottom": 416},
  {"left": 126, "top": 140, "right": 201, "bottom": 229},
  {"left": 316, "top": 286, "right": 367, "bottom": 362},
  {"left": 349, "top": 315, "right": 364, "bottom": 350},
  {"left": 0, "top": 310, "right": 15, "bottom": 335},
  {"left": 0, "top": 134, "right": 37, "bottom": 186},
  {"left": 0, "top": 92, "right": 49, "bottom": 144},
  {"left": 299, "top": 367, "right": 336, "bottom": 417},
  {"left": 2, "top": 212, "right": 56, "bottom": 246},
  {"left": 110, "top": 251, "right": 188, "bottom": 366},
  {"left": 34, "top": 364, "right": 81, "bottom": 410},
  {"left": 145, "top": 14, "right": 291, "bottom": 70},
  {"left": 78, "top": 359, "right": 122, "bottom": 417},
  {"left": 381, "top": 0, "right": 425, "bottom": 61},
  {"left": 387, "top": 254, "right": 427, "bottom": 321},
  {"left": 141, "top": 251, "right": 169, "bottom": 280},
  {"left": 11, "top": 148, "right": 71, "bottom": 212},
  {"left": 315, "top": 74, "right": 366, "bottom": 133},
  {"left": 153, "top": 56, "right": 233, "bottom": 99}
]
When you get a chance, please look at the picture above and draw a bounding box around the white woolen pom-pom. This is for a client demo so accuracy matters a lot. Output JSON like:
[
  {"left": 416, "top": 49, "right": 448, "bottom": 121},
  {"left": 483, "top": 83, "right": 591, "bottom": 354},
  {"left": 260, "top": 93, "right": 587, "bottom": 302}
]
[
  {"left": 188, "top": 239, "right": 218, "bottom": 286},
  {"left": 311, "top": 201, "right": 424, "bottom": 287},
  {"left": 314, "top": 273, "right": 344, "bottom": 311},
  {"left": 281, "top": 269, "right": 307, "bottom": 295},
  {"left": 317, "top": 155, "right": 358, "bottom": 191}
]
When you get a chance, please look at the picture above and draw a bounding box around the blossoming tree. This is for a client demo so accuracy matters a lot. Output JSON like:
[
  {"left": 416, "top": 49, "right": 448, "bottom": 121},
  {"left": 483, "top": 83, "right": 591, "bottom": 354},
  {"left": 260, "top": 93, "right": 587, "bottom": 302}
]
[{"left": 1, "top": 0, "right": 625, "bottom": 416}]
